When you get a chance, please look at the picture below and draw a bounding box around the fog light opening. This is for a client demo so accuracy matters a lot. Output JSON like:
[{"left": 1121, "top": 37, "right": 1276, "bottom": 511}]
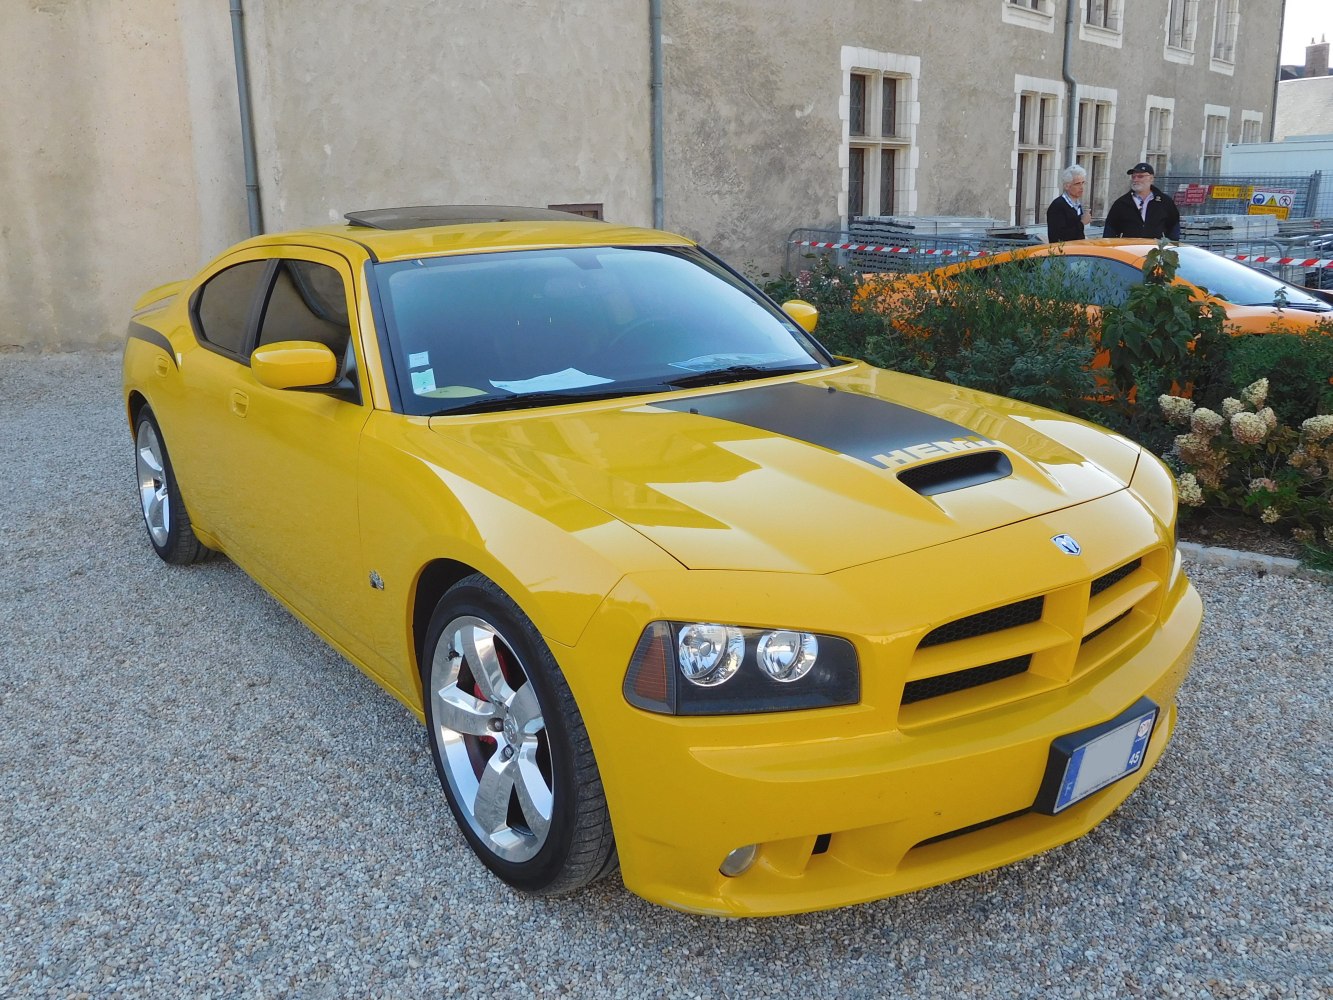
[{"left": 719, "top": 844, "right": 758, "bottom": 878}]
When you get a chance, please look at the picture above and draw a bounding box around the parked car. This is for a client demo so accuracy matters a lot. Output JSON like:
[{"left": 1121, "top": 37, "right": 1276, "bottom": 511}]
[
  {"left": 855, "top": 238, "right": 1333, "bottom": 334},
  {"left": 124, "top": 207, "right": 1202, "bottom": 916}
]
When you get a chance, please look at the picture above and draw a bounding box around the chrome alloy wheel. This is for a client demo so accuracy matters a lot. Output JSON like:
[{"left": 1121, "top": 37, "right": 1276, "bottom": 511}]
[
  {"left": 430, "top": 615, "right": 554, "bottom": 862},
  {"left": 135, "top": 419, "right": 171, "bottom": 548}
]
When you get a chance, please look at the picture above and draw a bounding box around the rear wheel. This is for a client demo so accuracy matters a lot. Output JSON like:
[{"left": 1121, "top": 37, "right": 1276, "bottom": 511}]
[
  {"left": 421, "top": 574, "right": 617, "bottom": 894},
  {"left": 134, "top": 407, "right": 209, "bottom": 565}
]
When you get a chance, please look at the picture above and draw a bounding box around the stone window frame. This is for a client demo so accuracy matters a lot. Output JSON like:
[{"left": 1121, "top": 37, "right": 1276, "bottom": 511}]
[
  {"left": 1011, "top": 75, "right": 1064, "bottom": 226},
  {"left": 840, "top": 46, "right": 921, "bottom": 224}
]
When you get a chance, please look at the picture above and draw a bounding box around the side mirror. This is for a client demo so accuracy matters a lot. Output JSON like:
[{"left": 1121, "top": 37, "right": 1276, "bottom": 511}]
[
  {"left": 782, "top": 299, "right": 819, "bottom": 333},
  {"left": 251, "top": 340, "right": 338, "bottom": 390}
]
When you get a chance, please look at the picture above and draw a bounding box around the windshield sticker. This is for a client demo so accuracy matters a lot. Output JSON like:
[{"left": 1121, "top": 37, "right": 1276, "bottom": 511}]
[
  {"left": 419, "top": 385, "right": 488, "bottom": 399},
  {"left": 410, "top": 368, "right": 438, "bottom": 394},
  {"left": 409, "top": 351, "right": 430, "bottom": 368},
  {"left": 491, "top": 368, "right": 614, "bottom": 393}
]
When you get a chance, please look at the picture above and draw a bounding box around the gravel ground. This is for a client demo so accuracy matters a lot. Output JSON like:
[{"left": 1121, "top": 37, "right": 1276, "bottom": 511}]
[{"left": 1, "top": 350, "right": 1329, "bottom": 1000}]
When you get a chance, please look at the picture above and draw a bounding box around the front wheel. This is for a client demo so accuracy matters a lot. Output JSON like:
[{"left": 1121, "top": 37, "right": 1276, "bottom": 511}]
[
  {"left": 421, "top": 575, "right": 616, "bottom": 894},
  {"left": 134, "top": 406, "right": 210, "bottom": 565}
]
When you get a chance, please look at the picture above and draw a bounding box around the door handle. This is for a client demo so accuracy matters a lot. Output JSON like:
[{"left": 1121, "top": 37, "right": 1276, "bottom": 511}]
[{"left": 230, "top": 389, "right": 249, "bottom": 417}]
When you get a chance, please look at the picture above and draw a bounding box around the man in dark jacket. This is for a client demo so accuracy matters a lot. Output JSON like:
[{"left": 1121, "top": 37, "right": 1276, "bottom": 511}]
[
  {"left": 1047, "top": 164, "right": 1092, "bottom": 242},
  {"left": 1103, "top": 162, "right": 1180, "bottom": 240}
]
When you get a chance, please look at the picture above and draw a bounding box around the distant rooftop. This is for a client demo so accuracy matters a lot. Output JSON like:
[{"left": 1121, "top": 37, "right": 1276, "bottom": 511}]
[{"left": 1273, "top": 76, "right": 1333, "bottom": 142}]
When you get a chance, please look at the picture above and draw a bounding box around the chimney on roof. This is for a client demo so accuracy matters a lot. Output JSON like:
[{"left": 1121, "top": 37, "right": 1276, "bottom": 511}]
[{"left": 1307, "top": 36, "right": 1330, "bottom": 78}]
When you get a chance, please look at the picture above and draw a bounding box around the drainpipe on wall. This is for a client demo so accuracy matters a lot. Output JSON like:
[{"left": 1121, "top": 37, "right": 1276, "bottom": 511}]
[
  {"left": 1062, "top": 0, "right": 1078, "bottom": 168},
  {"left": 230, "top": 0, "right": 264, "bottom": 236},
  {"left": 1270, "top": 0, "right": 1288, "bottom": 142},
  {"left": 650, "top": 0, "right": 665, "bottom": 229}
]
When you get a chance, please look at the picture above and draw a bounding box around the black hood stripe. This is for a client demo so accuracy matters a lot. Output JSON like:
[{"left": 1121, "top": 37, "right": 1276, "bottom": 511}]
[{"left": 651, "top": 382, "right": 997, "bottom": 469}]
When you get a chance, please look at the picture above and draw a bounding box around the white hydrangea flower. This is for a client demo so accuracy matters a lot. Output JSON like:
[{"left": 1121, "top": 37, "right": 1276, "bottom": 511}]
[
  {"left": 1220, "top": 398, "right": 1245, "bottom": 418},
  {"left": 1190, "top": 408, "right": 1224, "bottom": 436},
  {"left": 1177, "top": 472, "right": 1205, "bottom": 506},
  {"left": 1230, "top": 411, "right": 1269, "bottom": 445},
  {"left": 1158, "top": 395, "right": 1195, "bottom": 426},
  {"left": 1300, "top": 414, "right": 1333, "bottom": 442},
  {"left": 1241, "top": 378, "right": 1269, "bottom": 409},
  {"left": 1256, "top": 407, "right": 1278, "bottom": 431},
  {"left": 1248, "top": 477, "right": 1277, "bottom": 493},
  {"left": 1260, "top": 506, "right": 1280, "bottom": 525}
]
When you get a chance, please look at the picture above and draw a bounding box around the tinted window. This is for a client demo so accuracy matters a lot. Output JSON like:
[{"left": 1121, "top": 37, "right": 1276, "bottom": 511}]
[
  {"left": 1039, "top": 255, "right": 1142, "bottom": 307},
  {"left": 374, "top": 246, "right": 828, "bottom": 416},
  {"left": 195, "top": 261, "right": 268, "bottom": 355},
  {"left": 257, "top": 260, "right": 352, "bottom": 357}
]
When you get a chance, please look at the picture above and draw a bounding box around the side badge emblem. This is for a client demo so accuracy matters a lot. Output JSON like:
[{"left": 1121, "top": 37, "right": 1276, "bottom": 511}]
[{"left": 1051, "top": 534, "right": 1082, "bottom": 556}]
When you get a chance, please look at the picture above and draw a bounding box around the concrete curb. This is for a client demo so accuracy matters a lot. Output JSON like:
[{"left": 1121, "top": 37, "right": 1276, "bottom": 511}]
[{"left": 1179, "top": 540, "right": 1332, "bottom": 584}]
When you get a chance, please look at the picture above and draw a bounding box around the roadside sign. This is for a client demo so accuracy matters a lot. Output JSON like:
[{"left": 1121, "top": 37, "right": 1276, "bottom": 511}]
[
  {"left": 1249, "top": 189, "right": 1296, "bottom": 220},
  {"left": 1176, "top": 183, "right": 1209, "bottom": 206}
]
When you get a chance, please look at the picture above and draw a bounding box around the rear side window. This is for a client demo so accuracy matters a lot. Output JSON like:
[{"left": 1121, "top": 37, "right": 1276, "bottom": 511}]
[
  {"left": 194, "top": 261, "right": 269, "bottom": 356},
  {"left": 1041, "top": 256, "right": 1142, "bottom": 307}
]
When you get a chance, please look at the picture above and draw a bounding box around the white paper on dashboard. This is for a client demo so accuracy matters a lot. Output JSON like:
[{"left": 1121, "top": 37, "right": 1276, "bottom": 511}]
[{"left": 491, "top": 368, "right": 614, "bottom": 392}]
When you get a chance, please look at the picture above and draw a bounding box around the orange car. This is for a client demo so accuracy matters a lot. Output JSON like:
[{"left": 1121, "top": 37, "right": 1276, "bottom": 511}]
[{"left": 855, "top": 238, "right": 1333, "bottom": 335}]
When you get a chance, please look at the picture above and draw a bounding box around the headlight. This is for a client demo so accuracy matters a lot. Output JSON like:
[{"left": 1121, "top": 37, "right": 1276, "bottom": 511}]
[
  {"left": 677, "top": 623, "right": 744, "bottom": 686},
  {"left": 623, "top": 621, "right": 859, "bottom": 715}
]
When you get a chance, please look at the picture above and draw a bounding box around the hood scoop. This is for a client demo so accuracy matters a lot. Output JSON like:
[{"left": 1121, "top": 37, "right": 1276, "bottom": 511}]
[{"left": 897, "top": 450, "right": 1013, "bottom": 496}]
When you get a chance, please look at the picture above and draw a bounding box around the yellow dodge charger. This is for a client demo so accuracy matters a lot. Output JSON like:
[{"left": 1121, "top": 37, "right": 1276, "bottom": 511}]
[{"left": 123, "top": 206, "right": 1202, "bottom": 917}]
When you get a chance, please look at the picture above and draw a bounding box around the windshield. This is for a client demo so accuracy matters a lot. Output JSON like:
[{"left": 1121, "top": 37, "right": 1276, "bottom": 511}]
[
  {"left": 1173, "top": 245, "right": 1331, "bottom": 311},
  {"left": 373, "top": 246, "right": 829, "bottom": 415}
]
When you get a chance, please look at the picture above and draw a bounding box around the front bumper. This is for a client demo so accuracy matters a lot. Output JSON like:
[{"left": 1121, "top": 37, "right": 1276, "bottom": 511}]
[{"left": 558, "top": 491, "right": 1202, "bottom": 916}]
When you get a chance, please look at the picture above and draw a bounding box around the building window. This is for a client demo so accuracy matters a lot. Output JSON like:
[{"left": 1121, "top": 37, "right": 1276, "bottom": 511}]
[
  {"left": 1239, "top": 111, "right": 1263, "bottom": 144},
  {"left": 1076, "top": 96, "right": 1115, "bottom": 217},
  {"left": 1144, "top": 99, "right": 1174, "bottom": 175},
  {"left": 1002, "top": 0, "right": 1056, "bottom": 32},
  {"left": 849, "top": 73, "right": 910, "bottom": 217},
  {"left": 1202, "top": 110, "right": 1229, "bottom": 175},
  {"left": 842, "top": 47, "right": 920, "bottom": 222},
  {"left": 1211, "top": 0, "right": 1239, "bottom": 62},
  {"left": 1085, "top": 0, "right": 1120, "bottom": 30},
  {"left": 1167, "top": 0, "right": 1199, "bottom": 50},
  {"left": 1014, "top": 84, "right": 1060, "bottom": 226}
]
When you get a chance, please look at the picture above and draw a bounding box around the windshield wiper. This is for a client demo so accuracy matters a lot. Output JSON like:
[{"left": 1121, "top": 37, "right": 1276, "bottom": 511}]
[
  {"left": 429, "top": 383, "right": 666, "bottom": 416},
  {"left": 663, "top": 364, "right": 818, "bottom": 389}
]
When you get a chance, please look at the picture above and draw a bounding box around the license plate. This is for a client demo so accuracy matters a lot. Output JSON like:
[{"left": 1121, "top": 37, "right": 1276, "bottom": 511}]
[{"left": 1034, "top": 697, "right": 1158, "bottom": 814}]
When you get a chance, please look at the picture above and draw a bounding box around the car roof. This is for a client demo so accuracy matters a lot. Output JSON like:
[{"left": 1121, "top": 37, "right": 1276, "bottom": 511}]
[{"left": 248, "top": 205, "right": 697, "bottom": 263}]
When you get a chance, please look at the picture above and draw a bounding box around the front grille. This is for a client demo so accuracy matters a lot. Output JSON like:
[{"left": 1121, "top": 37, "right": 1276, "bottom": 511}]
[
  {"left": 1082, "top": 609, "right": 1131, "bottom": 645},
  {"left": 902, "top": 655, "right": 1031, "bottom": 704},
  {"left": 920, "top": 596, "right": 1044, "bottom": 648},
  {"left": 1091, "top": 558, "right": 1141, "bottom": 597},
  {"left": 900, "top": 548, "right": 1167, "bottom": 719}
]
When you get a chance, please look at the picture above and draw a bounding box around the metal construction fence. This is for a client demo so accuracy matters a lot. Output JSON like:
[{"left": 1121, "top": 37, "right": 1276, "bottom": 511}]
[{"left": 1157, "top": 172, "right": 1323, "bottom": 221}]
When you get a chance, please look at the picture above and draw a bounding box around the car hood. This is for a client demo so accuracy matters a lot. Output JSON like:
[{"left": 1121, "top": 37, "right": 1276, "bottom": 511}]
[{"left": 429, "top": 365, "right": 1141, "bottom": 573}]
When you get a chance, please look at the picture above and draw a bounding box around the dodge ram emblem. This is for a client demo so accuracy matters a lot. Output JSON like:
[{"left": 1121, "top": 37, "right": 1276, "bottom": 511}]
[{"left": 1051, "top": 533, "right": 1082, "bottom": 556}]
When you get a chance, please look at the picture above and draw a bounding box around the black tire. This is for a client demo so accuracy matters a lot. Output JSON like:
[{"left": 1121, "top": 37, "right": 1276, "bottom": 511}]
[
  {"left": 421, "top": 574, "right": 617, "bottom": 894},
  {"left": 133, "top": 406, "right": 210, "bottom": 565}
]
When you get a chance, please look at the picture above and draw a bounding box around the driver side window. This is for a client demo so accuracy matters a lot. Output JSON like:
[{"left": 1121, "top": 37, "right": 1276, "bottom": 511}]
[{"left": 257, "top": 259, "right": 353, "bottom": 358}]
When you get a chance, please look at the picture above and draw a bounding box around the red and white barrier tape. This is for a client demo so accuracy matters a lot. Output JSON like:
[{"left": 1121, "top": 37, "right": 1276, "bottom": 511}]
[{"left": 792, "top": 240, "right": 1333, "bottom": 269}]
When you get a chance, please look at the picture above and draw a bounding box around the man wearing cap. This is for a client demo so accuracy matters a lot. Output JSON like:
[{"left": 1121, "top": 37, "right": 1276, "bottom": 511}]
[{"left": 1104, "top": 162, "right": 1181, "bottom": 240}]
